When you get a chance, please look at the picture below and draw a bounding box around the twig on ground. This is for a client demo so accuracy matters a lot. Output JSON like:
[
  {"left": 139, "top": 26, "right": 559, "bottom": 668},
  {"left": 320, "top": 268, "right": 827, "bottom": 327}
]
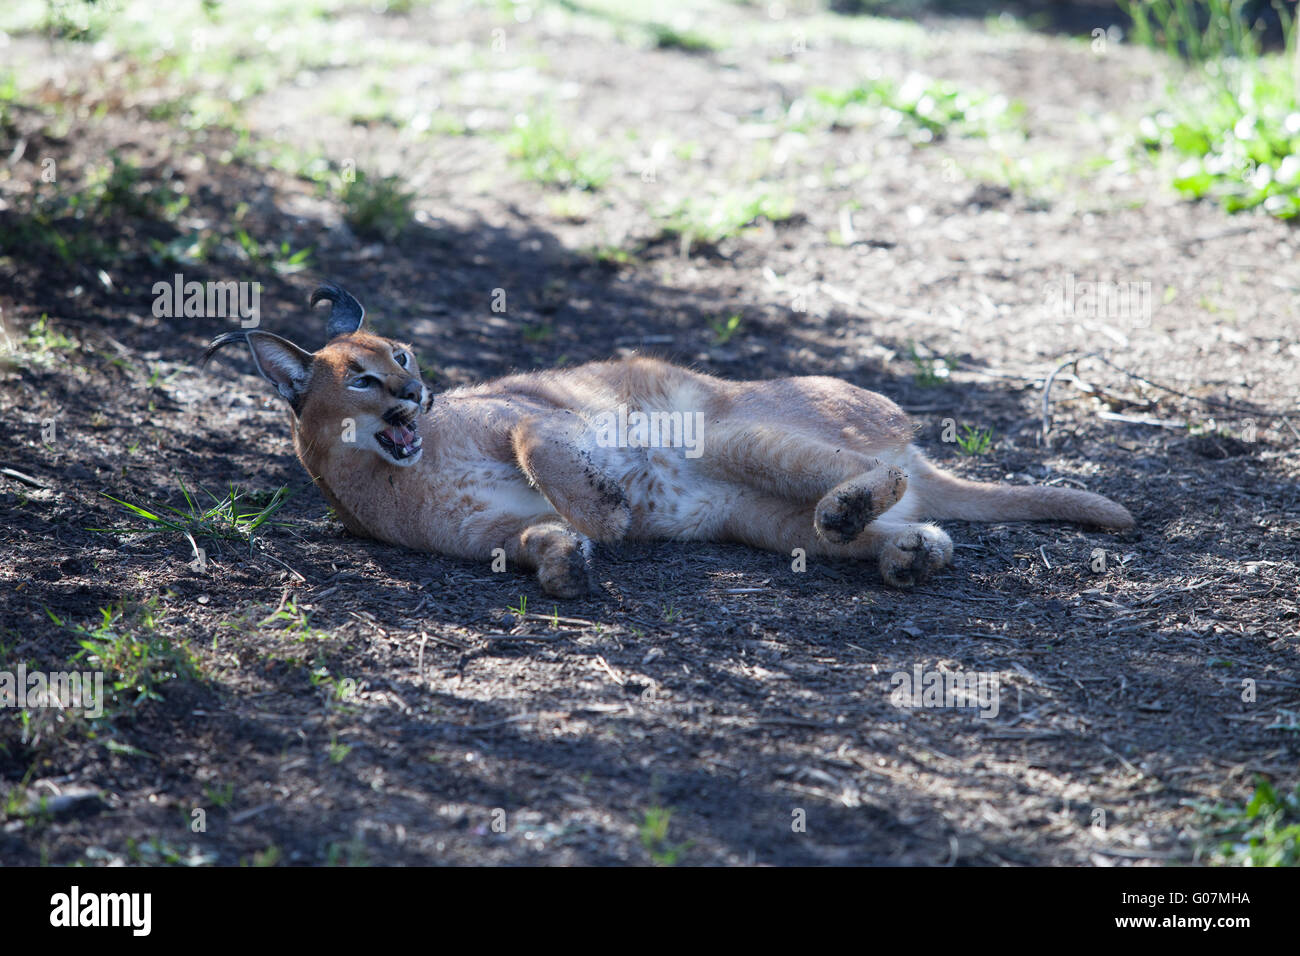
[
  {"left": 1096, "top": 411, "right": 1186, "bottom": 429},
  {"left": 1041, "top": 353, "right": 1095, "bottom": 448},
  {"left": 0, "top": 466, "right": 48, "bottom": 489}
]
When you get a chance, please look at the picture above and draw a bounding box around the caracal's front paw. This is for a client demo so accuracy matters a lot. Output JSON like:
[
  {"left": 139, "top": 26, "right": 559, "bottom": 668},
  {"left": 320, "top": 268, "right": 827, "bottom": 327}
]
[
  {"left": 814, "top": 466, "right": 907, "bottom": 544},
  {"left": 878, "top": 524, "right": 952, "bottom": 588},
  {"left": 537, "top": 540, "right": 593, "bottom": 598}
]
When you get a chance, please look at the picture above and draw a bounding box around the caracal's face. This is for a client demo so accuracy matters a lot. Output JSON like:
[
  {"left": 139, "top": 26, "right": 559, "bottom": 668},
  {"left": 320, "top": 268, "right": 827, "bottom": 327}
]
[{"left": 309, "top": 332, "right": 430, "bottom": 467}]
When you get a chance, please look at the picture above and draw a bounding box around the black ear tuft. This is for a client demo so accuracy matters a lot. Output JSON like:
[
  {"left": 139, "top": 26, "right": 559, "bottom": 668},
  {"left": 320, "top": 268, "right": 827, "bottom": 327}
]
[
  {"left": 310, "top": 281, "right": 366, "bottom": 341},
  {"left": 201, "top": 331, "right": 250, "bottom": 367}
]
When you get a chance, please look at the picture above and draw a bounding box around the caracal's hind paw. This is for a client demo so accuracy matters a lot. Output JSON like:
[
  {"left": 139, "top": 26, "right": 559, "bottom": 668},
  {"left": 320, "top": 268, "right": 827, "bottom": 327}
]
[
  {"left": 537, "top": 540, "right": 593, "bottom": 598},
  {"left": 814, "top": 466, "right": 907, "bottom": 544},
  {"left": 878, "top": 524, "right": 952, "bottom": 588}
]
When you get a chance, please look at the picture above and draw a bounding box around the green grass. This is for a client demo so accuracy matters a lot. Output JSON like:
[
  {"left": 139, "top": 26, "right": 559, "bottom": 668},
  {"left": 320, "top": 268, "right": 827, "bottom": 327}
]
[
  {"left": 955, "top": 424, "right": 994, "bottom": 456},
  {"left": 53, "top": 598, "right": 201, "bottom": 712},
  {"left": 94, "top": 481, "right": 297, "bottom": 558},
  {"left": 639, "top": 804, "right": 692, "bottom": 866},
  {"left": 340, "top": 169, "right": 416, "bottom": 241},
  {"left": 81, "top": 152, "right": 170, "bottom": 220},
  {"left": 648, "top": 23, "right": 717, "bottom": 53},
  {"left": 204, "top": 782, "right": 236, "bottom": 809},
  {"left": 502, "top": 113, "right": 614, "bottom": 191},
  {"left": 659, "top": 187, "right": 794, "bottom": 251},
  {"left": 1125, "top": 0, "right": 1300, "bottom": 218},
  {"left": 323, "top": 838, "right": 369, "bottom": 866},
  {"left": 806, "top": 75, "right": 1024, "bottom": 144},
  {"left": 1192, "top": 776, "right": 1300, "bottom": 865},
  {"left": 259, "top": 595, "right": 330, "bottom": 641},
  {"left": 1120, "top": 0, "right": 1285, "bottom": 62},
  {"left": 0, "top": 140, "right": 200, "bottom": 276},
  {"left": 586, "top": 243, "right": 637, "bottom": 267},
  {"left": 2, "top": 314, "right": 79, "bottom": 368},
  {"left": 0, "top": 150, "right": 181, "bottom": 265},
  {"left": 906, "top": 341, "right": 956, "bottom": 387},
  {"left": 247, "top": 845, "right": 283, "bottom": 867},
  {"left": 327, "top": 736, "right": 353, "bottom": 765},
  {"left": 710, "top": 312, "right": 742, "bottom": 345}
]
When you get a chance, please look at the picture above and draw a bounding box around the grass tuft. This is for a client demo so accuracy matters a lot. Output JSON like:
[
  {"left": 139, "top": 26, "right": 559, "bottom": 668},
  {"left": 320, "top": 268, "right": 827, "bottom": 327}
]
[
  {"left": 503, "top": 113, "right": 613, "bottom": 191},
  {"left": 1191, "top": 776, "right": 1300, "bottom": 865},
  {"left": 94, "top": 481, "right": 297, "bottom": 558},
  {"left": 1126, "top": 0, "right": 1300, "bottom": 217},
  {"left": 340, "top": 169, "right": 416, "bottom": 241}
]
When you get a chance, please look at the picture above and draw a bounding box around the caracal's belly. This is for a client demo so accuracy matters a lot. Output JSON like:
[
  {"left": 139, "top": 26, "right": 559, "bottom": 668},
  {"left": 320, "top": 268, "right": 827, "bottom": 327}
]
[{"left": 590, "top": 444, "right": 734, "bottom": 541}]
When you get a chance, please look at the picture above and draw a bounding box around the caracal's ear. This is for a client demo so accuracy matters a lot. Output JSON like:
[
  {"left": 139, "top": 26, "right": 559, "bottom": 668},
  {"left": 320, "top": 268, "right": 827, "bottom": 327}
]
[
  {"left": 310, "top": 281, "right": 366, "bottom": 342},
  {"left": 202, "top": 330, "right": 314, "bottom": 407}
]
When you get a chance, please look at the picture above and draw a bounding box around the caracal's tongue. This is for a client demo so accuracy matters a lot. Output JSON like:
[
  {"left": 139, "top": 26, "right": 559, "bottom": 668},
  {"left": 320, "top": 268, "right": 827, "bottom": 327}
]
[{"left": 385, "top": 425, "right": 415, "bottom": 447}]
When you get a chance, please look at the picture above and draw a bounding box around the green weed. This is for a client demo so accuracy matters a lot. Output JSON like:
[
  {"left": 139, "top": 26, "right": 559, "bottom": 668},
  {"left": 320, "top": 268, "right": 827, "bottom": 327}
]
[
  {"left": 1191, "top": 776, "right": 1300, "bottom": 865},
  {"left": 340, "top": 170, "right": 415, "bottom": 241},
  {"left": 95, "top": 480, "right": 297, "bottom": 557},
  {"left": 1128, "top": 1, "right": 1300, "bottom": 217},
  {"left": 639, "top": 804, "right": 692, "bottom": 866},
  {"left": 955, "top": 424, "right": 994, "bottom": 456},
  {"left": 503, "top": 113, "right": 613, "bottom": 191}
]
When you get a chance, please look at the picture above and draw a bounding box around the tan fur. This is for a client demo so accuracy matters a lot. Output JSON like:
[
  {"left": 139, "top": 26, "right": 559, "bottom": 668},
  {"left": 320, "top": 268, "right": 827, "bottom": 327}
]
[{"left": 206, "top": 322, "right": 1134, "bottom": 597}]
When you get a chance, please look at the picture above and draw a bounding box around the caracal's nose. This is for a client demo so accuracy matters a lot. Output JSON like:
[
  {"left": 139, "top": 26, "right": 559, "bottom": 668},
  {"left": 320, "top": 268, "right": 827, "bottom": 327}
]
[{"left": 392, "top": 377, "right": 423, "bottom": 404}]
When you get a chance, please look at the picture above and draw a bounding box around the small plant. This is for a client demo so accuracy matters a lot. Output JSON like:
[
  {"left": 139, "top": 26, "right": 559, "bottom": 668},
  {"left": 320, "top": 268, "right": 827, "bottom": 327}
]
[
  {"left": 1191, "top": 776, "right": 1300, "bottom": 866},
  {"left": 324, "top": 838, "right": 369, "bottom": 866},
  {"left": 710, "top": 313, "right": 742, "bottom": 345},
  {"left": 248, "top": 845, "right": 282, "bottom": 867},
  {"left": 1120, "top": 0, "right": 1282, "bottom": 62},
  {"left": 807, "top": 75, "right": 1023, "bottom": 143},
  {"left": 5, "top": 314, "right": 78, "bottom": 368},
  {"left": 907, "top": 342, "right": 956, "bottom": 387},
  {"left": 956, "top": 424, "right": 994, "bottom": 456},
  {"left": 503, "top": 113, "right": 613, "bottom": 191},
  {"left": 327, "top": 737, "right": 353, "bottom": 765},
  {"left": 639, "top": 805, "right": 692, "bottom": 866},
  {"left": 204, "top": 782, "right": 235, "bottom": 809},
  {"left": 81, "top": 153, "right": 161, "bottom": 220},
  {"left": 259, "top": 595, "right": 325, "bottom": 639},
  {"left": 659, "top": 187, "right": 794, "bottom": 251},
  {"left": 55, "top": 599, "right": 201, "bottom": 712},
  {"left": 648, "top": 24, "right": 716, "bottom": 53},
  {"left": 23, "top": 314, "right": 77, "bottom": 353},
  {"left": 95, "top": 481, "right": 297, "bottom": 557},
  {"left": 1127, "top": 1, "right": 1300, "bottom": 218},
  {"left": 340, "top": 170, "right": 415, "bottom": 240},
  {"left": 587, "top": 244, "right": 636, "bottom": 267},
  {"left": 507, "top": 595, "right": 528, "bottom": 620}
]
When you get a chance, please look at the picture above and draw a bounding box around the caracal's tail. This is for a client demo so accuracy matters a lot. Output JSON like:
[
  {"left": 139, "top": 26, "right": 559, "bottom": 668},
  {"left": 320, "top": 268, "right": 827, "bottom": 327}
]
[{"left": 908, "top": 452, "right": 1134, "bottom": 530}]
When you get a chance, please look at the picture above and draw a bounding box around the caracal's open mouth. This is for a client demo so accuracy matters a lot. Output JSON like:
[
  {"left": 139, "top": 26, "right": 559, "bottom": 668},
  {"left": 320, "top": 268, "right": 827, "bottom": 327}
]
[{"left": 375, "top": 409, "right": 422, "bottom": 461}]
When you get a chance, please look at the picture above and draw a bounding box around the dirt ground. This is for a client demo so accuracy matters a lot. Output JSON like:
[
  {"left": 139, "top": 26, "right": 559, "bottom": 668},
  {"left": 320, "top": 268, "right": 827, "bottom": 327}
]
[{"left": 1, "top": 0, "right": 1297, "bottom": 866}]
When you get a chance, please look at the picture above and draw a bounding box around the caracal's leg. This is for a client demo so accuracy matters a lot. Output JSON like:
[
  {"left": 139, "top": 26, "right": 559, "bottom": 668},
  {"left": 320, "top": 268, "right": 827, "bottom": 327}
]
[
  {"left": 723, "top": 498, "right": 953, "bottom": 588},
  {"left": 702, "top": 423, "right": 908, "bottom": 539},
  {"left": 510, "top": 418, "right": 631, "bottom": 543},
  {"left": 498, "top": 516, "right": 593, "bottom": 598}
]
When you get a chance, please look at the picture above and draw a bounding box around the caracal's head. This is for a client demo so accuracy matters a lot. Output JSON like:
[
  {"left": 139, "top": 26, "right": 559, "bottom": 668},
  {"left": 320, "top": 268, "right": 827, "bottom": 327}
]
[{"left": 202, "top": 282, "right": 431, "bottom": 468}]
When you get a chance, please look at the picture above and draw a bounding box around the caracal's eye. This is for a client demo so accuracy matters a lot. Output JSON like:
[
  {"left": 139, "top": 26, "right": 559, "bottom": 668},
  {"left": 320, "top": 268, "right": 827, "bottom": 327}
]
[
  {"left": 394, "top": 351, "right": 409, "bottom": 369},
  {"left": 348, "top": 374, "right": 380, "bottom": 390}
]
